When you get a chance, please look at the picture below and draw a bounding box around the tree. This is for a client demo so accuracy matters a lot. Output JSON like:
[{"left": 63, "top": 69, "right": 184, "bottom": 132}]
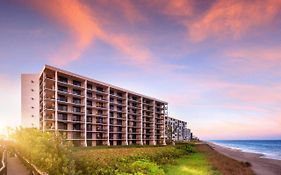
[{"left": 10, "top": 128, "right": 79, "bottom": 175}]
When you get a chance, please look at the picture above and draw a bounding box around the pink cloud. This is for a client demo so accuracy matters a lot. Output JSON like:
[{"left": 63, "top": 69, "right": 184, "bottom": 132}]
[
  {"left": 26, "top": 0, "right": 153, "bottom": 67},
  {"left": 223, "top": 47, "right": 281, "bottom": 74},
  {"left": 188, "top": 0, "right": 281, "bottom": 42}
]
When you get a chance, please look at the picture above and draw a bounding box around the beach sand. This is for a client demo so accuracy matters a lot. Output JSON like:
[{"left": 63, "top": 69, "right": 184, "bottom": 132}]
[{"left": 207, "top": 142, "right": 281, "bottom": 175}]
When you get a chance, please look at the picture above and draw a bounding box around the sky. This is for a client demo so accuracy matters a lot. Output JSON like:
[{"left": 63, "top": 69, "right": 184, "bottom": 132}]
[{"left": 0, "top": 0, "right": 281, "bottom": 140}]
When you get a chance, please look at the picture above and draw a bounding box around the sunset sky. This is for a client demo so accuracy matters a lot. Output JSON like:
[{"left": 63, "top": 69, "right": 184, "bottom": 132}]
[{"left": 1, "top": 0, "right": 281, "bottom": 140}]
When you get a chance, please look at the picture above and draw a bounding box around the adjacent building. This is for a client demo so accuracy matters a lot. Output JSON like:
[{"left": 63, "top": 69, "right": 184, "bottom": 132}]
[
  {"left": 165, "top": 116, "right": 191, "bottom": 142},
  {"left": 22, "top": 65, "right": 168, "bottom": 146}
]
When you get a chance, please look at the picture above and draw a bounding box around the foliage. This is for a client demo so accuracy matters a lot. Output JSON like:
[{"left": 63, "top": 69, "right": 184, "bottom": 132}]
[
  {"left": 10, "top": 128, "right": 79, "bottom": 175},
  {"left": 10, "top": 128, "right": 206, "bottom": 175},
  {"left": 73, "top": 145, "right": 190, "bottom": 174}
]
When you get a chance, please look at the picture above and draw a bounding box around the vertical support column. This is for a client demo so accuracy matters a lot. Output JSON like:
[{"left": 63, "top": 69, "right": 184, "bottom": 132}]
[
  {"left": 140, "top": 97, "right": 143, "bottom": 145},
  {"left": 125, "top": 92, "right": 128, "bottom": 145},
  {"left": 42, "top": 72, "right": 46, "bottom": 132},
  {"left": 163, "top": 103, "right": 168, "bottom": 145},
  {"left": 54, "top": 71, "right": 58, "bottom": 132},
  {"left": 152, "top": 101, "right": 156, "bottom": 145},
  {"left": 84, "top": 80, "right": 87, "bottom": 147},
  {"left": 107, "top": 86, "right": 110, "bottom": 146}
]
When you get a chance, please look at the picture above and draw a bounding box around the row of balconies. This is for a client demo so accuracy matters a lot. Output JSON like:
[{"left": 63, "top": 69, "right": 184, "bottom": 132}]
[{"left": 43, "top": 73, "right": 166, "bottom": 105}]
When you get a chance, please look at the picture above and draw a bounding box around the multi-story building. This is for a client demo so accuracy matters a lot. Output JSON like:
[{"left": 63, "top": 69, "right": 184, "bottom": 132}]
[
  {"left": 165, "top": 116, "right": 190, "bottom": 142},
  {"left": 22, "top": 65, "right": 168, "bottom": 146}
]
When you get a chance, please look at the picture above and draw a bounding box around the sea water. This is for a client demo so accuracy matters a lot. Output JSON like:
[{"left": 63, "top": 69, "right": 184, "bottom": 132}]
[{"left": 210, "top": 140, "right": 281, "bottom": 160}]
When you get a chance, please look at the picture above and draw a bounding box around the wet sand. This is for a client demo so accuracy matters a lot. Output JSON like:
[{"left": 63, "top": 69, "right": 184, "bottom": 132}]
[{"left": 207, "top": 142, "right": 281, "bottom": 175}]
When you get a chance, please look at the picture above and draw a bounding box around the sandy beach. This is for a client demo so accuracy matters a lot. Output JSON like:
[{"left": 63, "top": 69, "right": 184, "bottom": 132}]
[{"left": 208, "top": 142, "right": 281, "bottom": 175}]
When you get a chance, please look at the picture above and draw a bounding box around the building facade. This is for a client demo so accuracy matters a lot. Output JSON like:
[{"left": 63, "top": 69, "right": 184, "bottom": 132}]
[
  {"left": 34, "top": 65, "right": 168, "bottom": 146},
  {"left": 21, "top": 74, "right": 40, "bottom": 128},
  {"left": 165, "top": 116, "right": 191, "bottom": 142}
]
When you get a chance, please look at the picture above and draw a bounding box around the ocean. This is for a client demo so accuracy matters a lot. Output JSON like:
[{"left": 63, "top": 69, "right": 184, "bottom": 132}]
[{"left": 210, "top": 140, "right": 281, "bottom": 160}]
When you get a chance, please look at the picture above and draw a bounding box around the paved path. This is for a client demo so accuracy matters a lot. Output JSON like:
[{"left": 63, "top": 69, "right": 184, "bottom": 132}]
[{"left": 7, "top": 154, "right": 30, "bottom": 175}]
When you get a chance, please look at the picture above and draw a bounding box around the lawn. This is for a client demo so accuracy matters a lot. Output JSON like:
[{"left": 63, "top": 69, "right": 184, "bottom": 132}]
[{"left": 164, "top": 152, "right": 220, "bottom": 175}]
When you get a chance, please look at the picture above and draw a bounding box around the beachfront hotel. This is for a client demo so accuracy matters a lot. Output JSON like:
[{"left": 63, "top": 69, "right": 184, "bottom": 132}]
[{"left": 21, "top": 65, "right": 168, "bottom": 146}]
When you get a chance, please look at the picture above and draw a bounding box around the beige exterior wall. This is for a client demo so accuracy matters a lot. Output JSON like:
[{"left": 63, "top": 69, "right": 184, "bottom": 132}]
[
  {"left": 39, "top": 65, "right": 168, "bottom": 146},
  {"left": 21, "top": 74, "right": 40, "bottom": 128}
]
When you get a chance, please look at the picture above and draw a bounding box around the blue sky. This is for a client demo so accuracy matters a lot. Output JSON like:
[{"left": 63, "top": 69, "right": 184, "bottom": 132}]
[{"left": 1, "top": 0, "right": 281, "bottom": 139}]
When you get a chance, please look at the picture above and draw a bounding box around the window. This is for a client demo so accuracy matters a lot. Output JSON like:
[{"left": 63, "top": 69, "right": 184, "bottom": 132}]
[
  {"left": 72, "top": 89, "right": 81, "bottom": 95},
  {"left": 73, "top": 80, "right": 81, "bottom": 86},
  {"left": 31, "top": 89, "right": 34, "bottom": 92},
  {"left": 58, "top": 85, "right": 68, "bottom": 92},
  {"left": 87, "top": 84, "right": 93, "bottom": 90},
  {"left": 58, "top": 76, "right": 68, "bottom": 83},
  {"left": 31, "top": 97, "right": 34, "bottom": 100},
  {"left": 96, "top": 87, "right": 104, "bottom": 92},
  {"left": 31, "top": 106, "right": 34, "bottom": 109},
  {"left": 31, "top": 80, "right": 34, "bottom": 83},
  {"left": 31, "top": 115, "right": 34, "bottom": 117}
]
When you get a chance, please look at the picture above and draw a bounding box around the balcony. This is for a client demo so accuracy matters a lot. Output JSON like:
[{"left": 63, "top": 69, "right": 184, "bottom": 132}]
[
  {"left": 87, "top": 84, "right": 93, "bottom": 90},
  {"left": 72, "top": 116, "right": 81, "bottom": 122},
  {"left": 45, "top": 116, "right": 54, "bottom": 120},
  {"left": 58, "top": 116, "right": 67, "bottom": 121},
  {"left": 58, "top": 125, "right": 67, "bottom": 130},
  {"left": 58, "top": 106, "right": 67, "bottom": 111},
  {"left": 73, "top": 99, "right": 81, "bottom": 105},
  {"left": 58, "top": 76, "right": 68, "bottom": 83},
  {"left": 58, "top": 86, "right": 68, "bottom": 93},
  {"left": 73, "top": 80, "right": 82, "bottom": 87},
  {"left": 96, "top": 87, "right": 105, "bottom": 93},
  {"left": 73, "top": 106, "right": 81, "bottom": 112},
  {"left": 73, "top": 124, "right": 82, "bottom": 131},
  {"left": 87, "top": 117, "right": 92, "bottom": 123},
  {"left": 58, "top": 98, "right": 67, "bottom": 102},
  {"left": 72, "top": 90, "right": 81, "bottom": 96}
]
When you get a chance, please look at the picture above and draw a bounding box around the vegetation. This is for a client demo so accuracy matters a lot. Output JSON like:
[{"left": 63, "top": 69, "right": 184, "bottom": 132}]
[
  {"left": 10, "top": 128, "right": 78, "bottom": 175},
  {"left": 73, "top": 144, "right": 192, "bottom": 174},
  {"left": 9, "top": 128, "right": 249, "bottom": 175}
]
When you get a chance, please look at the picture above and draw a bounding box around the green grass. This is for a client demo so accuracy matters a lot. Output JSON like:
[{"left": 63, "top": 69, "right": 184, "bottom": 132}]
[{"left": 163, "top": 152, "right": 220, "bottom": 175}]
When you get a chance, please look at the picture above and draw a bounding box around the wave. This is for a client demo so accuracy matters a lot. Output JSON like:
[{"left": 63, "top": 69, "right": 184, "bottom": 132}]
[{"left": 209, "top": 140, "right": 281, "bottom": 161}]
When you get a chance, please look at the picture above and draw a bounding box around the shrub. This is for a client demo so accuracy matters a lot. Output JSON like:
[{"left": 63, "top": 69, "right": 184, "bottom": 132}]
[{"left": 10, "top": 128, "right": 79, "bottom": 175}]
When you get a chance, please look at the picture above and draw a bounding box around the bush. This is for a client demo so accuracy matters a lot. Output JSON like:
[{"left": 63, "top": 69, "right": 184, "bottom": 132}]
[
  {"left": 10, "top": 128, "right": 196, "bottom": 174},
  {"left": 11, "top": 128, "right": 79, "bottom": 175}
]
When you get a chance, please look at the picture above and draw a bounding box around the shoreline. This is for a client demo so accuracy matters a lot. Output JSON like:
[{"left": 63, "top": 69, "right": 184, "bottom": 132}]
[{"left": 206, "top": 142, "right": 281, "bottom": 175}]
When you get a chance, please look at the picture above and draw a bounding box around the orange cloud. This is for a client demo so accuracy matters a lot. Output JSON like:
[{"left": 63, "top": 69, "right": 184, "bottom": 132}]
[
  {"left": 148, "top": 0, "right": 193, "bottom": 17},
  {"left": 106, "top": 0, "right": 145, "bottom": 23},
  {"left": 27, "top": 0, "right": 151, "bottom": 66},
  {"left": 188, "top": 0, "right": 281, "bottom": 42}
]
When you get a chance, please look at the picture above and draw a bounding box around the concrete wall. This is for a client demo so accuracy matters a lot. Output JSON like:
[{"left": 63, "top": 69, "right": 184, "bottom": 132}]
[{"left": 21, "top": 74, "right": 39, "bottom": 128}]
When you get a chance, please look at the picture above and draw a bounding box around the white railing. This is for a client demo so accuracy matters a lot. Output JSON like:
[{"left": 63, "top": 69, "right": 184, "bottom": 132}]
[{"left": 0, "top": 150, "right": 7, "bottom": 175}]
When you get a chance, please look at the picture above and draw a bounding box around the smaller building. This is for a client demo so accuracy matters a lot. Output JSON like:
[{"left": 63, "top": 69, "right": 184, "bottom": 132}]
[{"left": 165, "top": 116, "right": 191, "bottom": 142}]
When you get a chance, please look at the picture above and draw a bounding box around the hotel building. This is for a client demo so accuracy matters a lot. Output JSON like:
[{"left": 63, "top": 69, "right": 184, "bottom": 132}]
[{"left": 22, "top": 65, "right": 168, "bottom": 146}]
